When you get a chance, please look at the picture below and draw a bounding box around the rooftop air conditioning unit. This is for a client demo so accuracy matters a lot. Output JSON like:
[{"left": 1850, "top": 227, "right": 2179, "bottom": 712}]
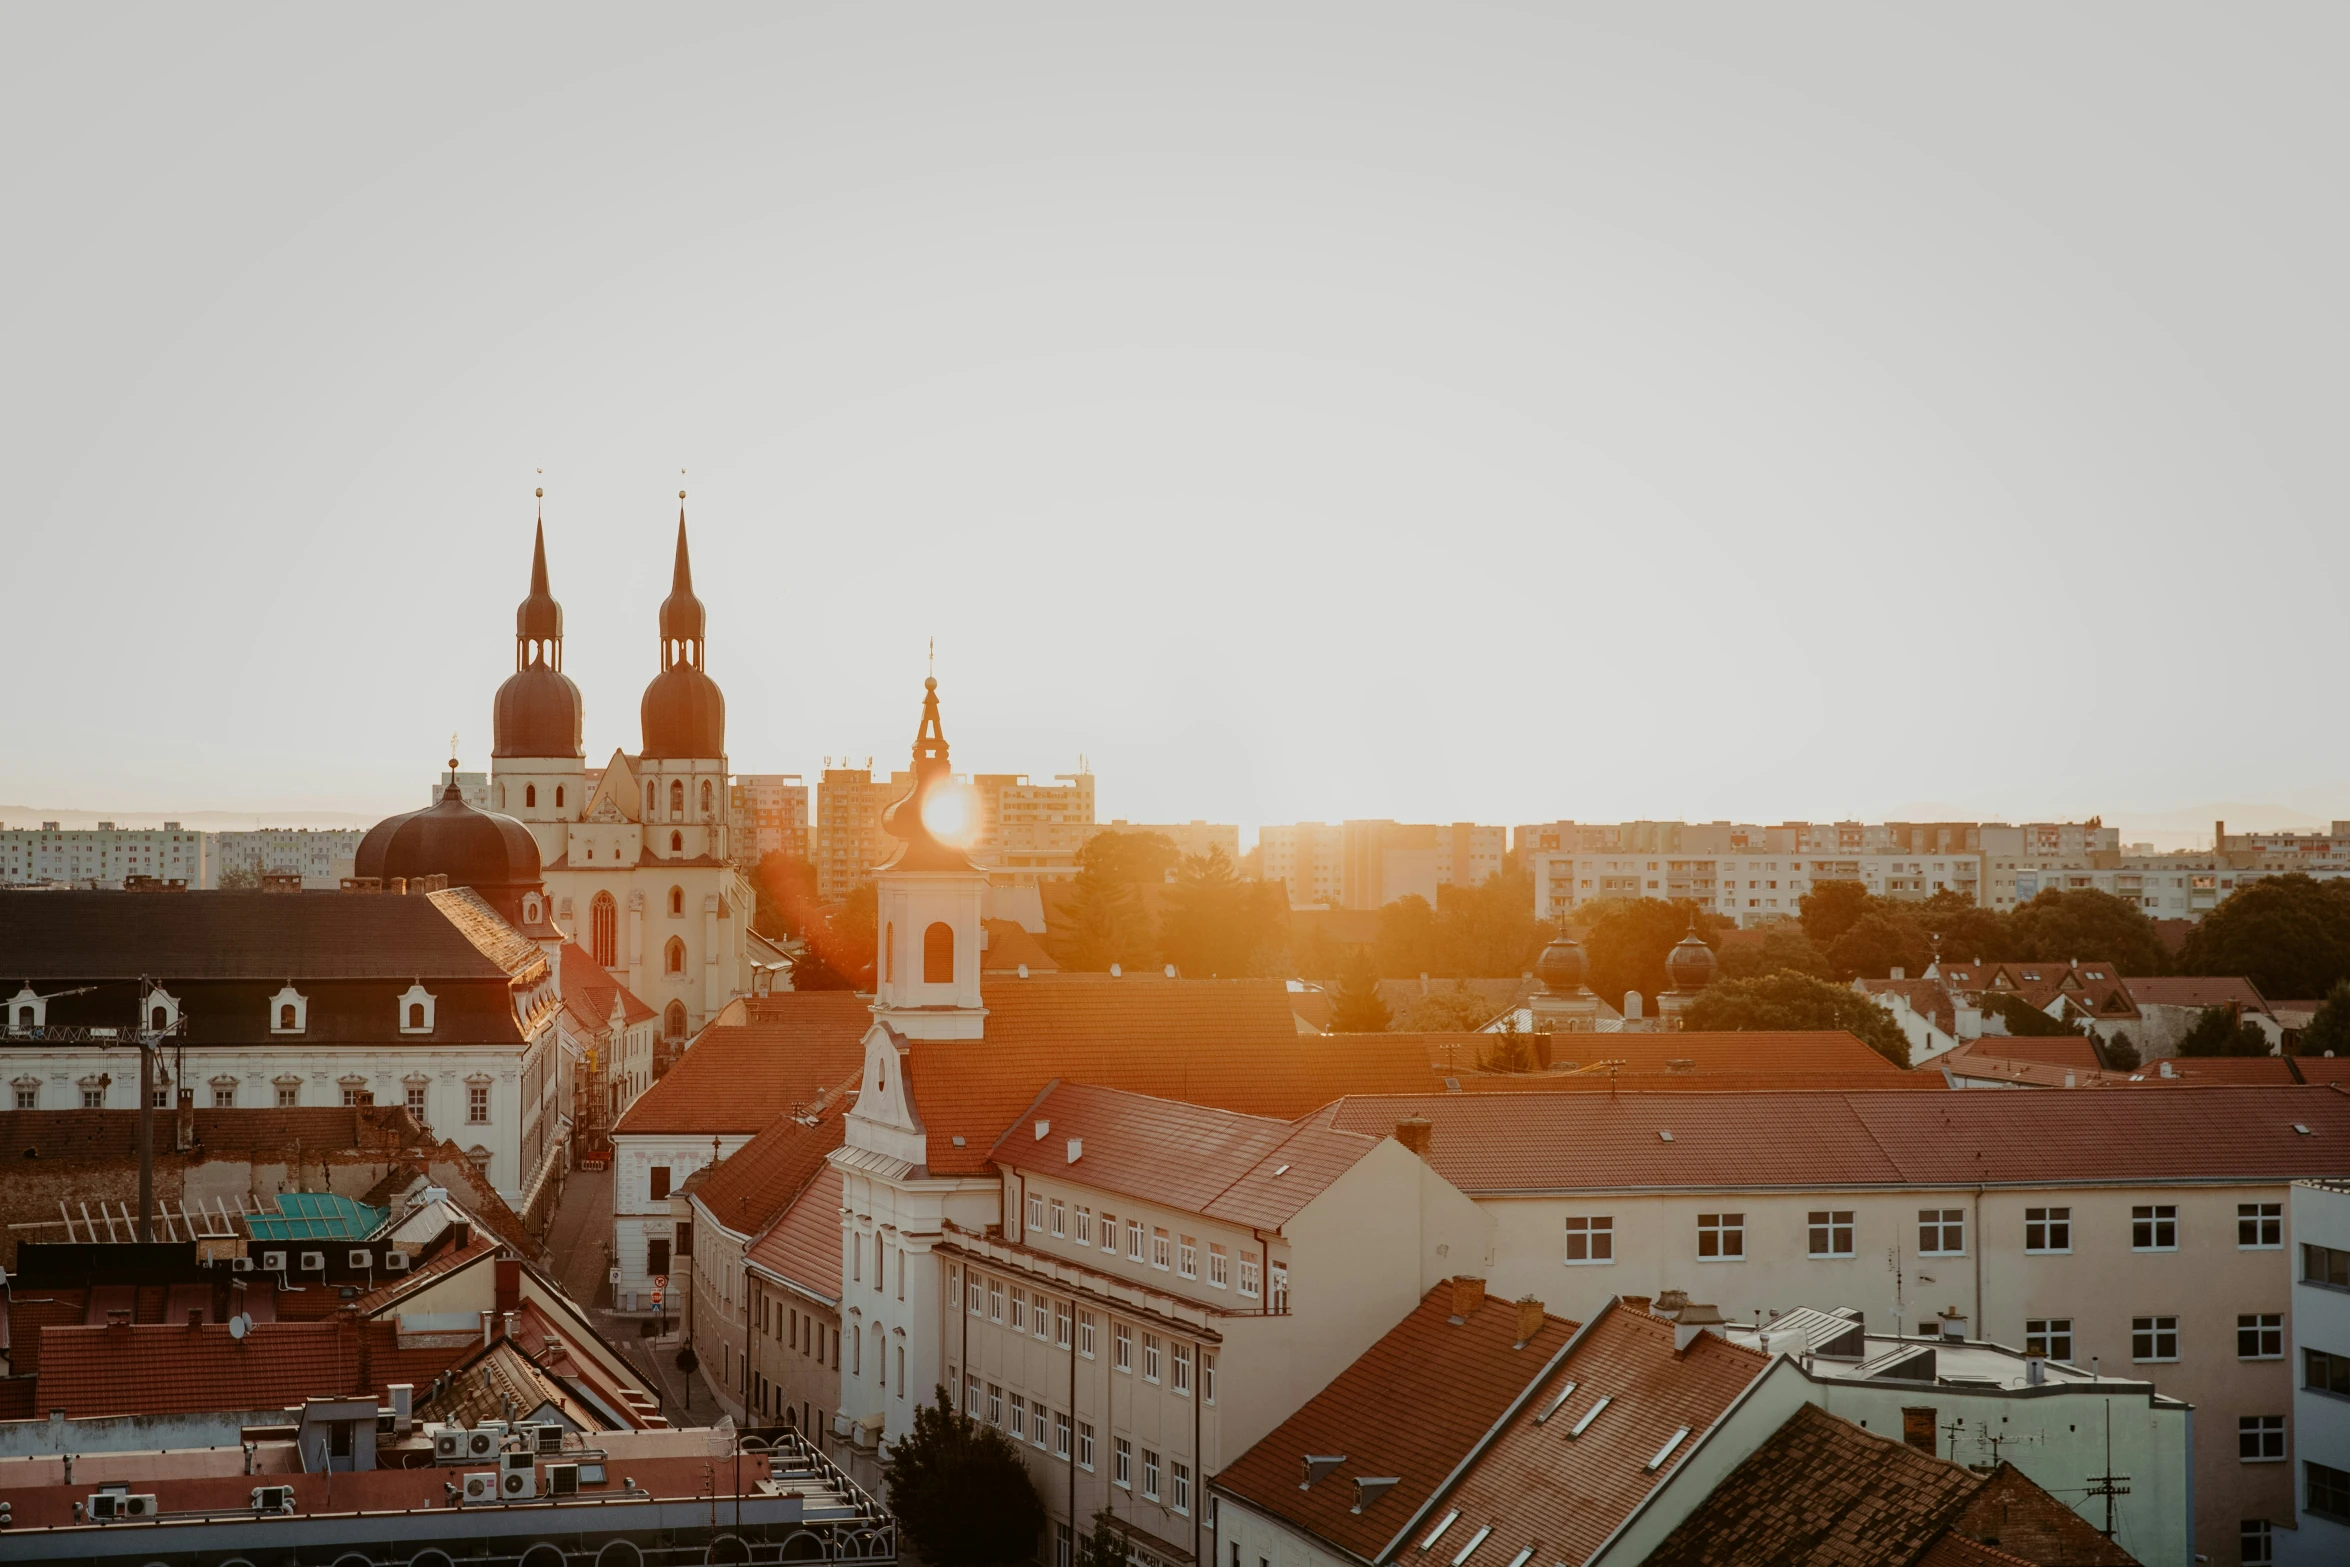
[
  {"left": 260, "top": 1250, "right": 287, "bottom": 1274},
  {"left": 118, "top": 1494, "right": 160, "bottom": 1519},
  {"left": 517, "top": 1421, "right": 564, "bottom": 1455},
  {"left": 249, "top": 1484, "right": 295, "bottom": 1514},
  {"left": 500, "top": 1453, "right": 538, "bottom": 1498},
  {"left": 464, "top": 1424, "right": 505, "bottom": 1459},
  {"left": 432, "top": 1427, "right": 467, "bottom": 1464},
  {"left": 547, "top": 1463, "right": 580, "bottom": 1497},
  {"left": 384, "top": 1250, "right": 410, "bottom": 1272},
  {"left": 299, "top": 1251, "right": 325, "bottom": 1272},
  {"left": 348, "top": 1249, "right": 372, "bottom": 1269},
  {"left": 461, "top": 1471, "right": 499, "bottom": 1505},
  {"left": 231, "top": 1256, "right": 254, "bottom": 1273}
]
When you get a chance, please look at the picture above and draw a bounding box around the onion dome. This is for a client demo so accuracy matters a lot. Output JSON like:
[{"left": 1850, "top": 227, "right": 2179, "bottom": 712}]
[
  {"left": 493, "top": 512, "right": 584, "bottom": 759},
  {"left": 1666, "top": 923, "right": 1719, "bottom": 992},
  {"left": 1535, "top": 933, "right": 1590, "bottom": 995},
  {"left": 879, "top": 676, "right": 976, "bottom": 873},
  {"left": 355, "top": 761, "right": 544, "bottom": 915},
  {"left": 639, "top": 503, "right": 726, "bottom": 759}
]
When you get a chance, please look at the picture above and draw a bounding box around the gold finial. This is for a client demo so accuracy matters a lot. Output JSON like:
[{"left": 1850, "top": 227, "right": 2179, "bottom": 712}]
[
  {"left": 449, "top": 733, "right": 459, "bottom": 773},
  {"left": 535, "top": 487, "right": 544, "bottom": 499}
]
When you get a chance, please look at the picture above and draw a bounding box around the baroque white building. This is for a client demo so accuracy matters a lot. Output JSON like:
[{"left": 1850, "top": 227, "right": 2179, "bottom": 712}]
[{"left": 486, "top": 503, "right": 754, "bottom": 1045}]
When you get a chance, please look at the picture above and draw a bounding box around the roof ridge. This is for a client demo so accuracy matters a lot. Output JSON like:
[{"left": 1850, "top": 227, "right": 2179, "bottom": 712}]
[{"left": 1194, "top": 1115, "right": 1375, "bottom": 1219}]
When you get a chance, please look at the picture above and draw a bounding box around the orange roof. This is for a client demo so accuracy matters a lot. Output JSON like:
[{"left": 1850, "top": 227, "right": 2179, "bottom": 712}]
[
  {"left": 2296, "top": 1055, "right": 2350, "bottom": 1085},
  {"left": 904, "top": 976, "right": 1442, "bottom": 1175},
  {"left": 1452, "top": 1068, "right": 1949, "bottom": 1095},
  {"left": 746, "top": 1167, "right": 845, "bottom": 1303},
  {"left": 981, "top": 919, "right": 1059, "bottom": 973},
  {"left": 614, "top": 991, "right": 870, "bottom": 1136},
  {"left": 989, "top": 1083, "right": 1382, "bottom": 1230},
  {"left": 1962, "top": 1035, "right": 2104, "bottom": 1073},
  {"left": 1213, "top": 1284, "right": 1579, "bottom": 1561},
  {"left": 693, "top": 1088, "right": 852, "bottom": 1240},
  {"left": 2123, "top": 976, "right": 2272, "bottom": 1013},
  {"left": 36, "top": 1317, "right": 465, "bottom": 1417},
  {"left": 557, "top": 941, "right": 655, "bottom": 1029},
  {"left": 1409, "top": 1030, "right": 1904, "bottom": 1078}
]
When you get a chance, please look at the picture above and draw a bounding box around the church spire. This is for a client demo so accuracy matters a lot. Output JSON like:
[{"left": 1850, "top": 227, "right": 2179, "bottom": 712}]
[
  {"left": 515, "top": 490, "right": 562, "bottom": 668},
  {"left": 658, "top": 492, "right": 707, "bottom": 668}
]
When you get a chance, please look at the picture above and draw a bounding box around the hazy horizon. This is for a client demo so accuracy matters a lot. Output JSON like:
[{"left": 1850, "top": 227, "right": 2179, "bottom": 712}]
[{"left": 7, "top": 6, "right": 2347, "bottom": 842}]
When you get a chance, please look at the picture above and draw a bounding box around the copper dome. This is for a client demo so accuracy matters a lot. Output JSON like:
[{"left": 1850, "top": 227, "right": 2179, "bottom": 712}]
[
  {"left": 1535, "top": 934, "right": 1590, "bottom": 994},
  {"left": 640, "top": 509, "right": 726, "bottom": 759},
  {"left": 355, "top": 776, "right": 544, "bottom": 911},
  {"left": 1666, "top": 928, "right": 1719, "bottom": 992},
  {"left": 494, "top": 519, "right": 585, "bottom": 759}
]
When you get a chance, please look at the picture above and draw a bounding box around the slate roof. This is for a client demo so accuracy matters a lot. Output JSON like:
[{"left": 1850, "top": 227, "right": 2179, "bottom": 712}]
[
  {"left": 613, "top": 992, "right": 871, "bottom": 1135},
  {"left": 1212, "top": 1284, "right": 1580, "bottom": 1562},
  {"left": 0, "top": 889, "right": 521, "bottom": 981},
  {"left": 746, "top": 1167, "right": 845, "bottom": 1304},
  {"left": 1316, "top": 1086, "right": 2350, "bottom": 1191},
  {"left": 988, "top": 1082, "right": 1384, "bottom": 1230}
]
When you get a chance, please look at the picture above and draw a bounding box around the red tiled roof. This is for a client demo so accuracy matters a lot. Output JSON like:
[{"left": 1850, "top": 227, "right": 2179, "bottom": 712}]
[
  {"left": 2295, "top": 1056, "right": 2350, "bottom": 1085},
  {"left": 746, "top": 1167, "right": 845, "bottom": 1302},
  {"left": 35, "top": 1317, "right": 467, "bottom": 1417},
  {"left": 558, "top": 941, "right": 655, "bottom": 1029},
  {"left": 989, "top": 1083, "right": 1382, "bottom": 1230},
  {"left": 1454, "top": 1069, "right": 1950, "bottom": 1095},
  {"left": 1316, "top": 1086, "right": 2350, "bottom": 1191},
  {"left": 2123, "top": 976, "right": 2272, "bottom": 1013},
  {"left": 905, "top": 976, "right": 1443, "bottom": 1175},
  {"left": 693, "top": 1089, "right": 852, "bottom": 1240},
  {"left": 1419, "top": 1030, "right": 1904, "bottom": 1079},
  {"left": 981, "top": 919, "right": 1059, "bottom": 973},
  {"left": 1963, "top": 1035, "right": 2104, "bottom": 1073},
  {"left": 614, "top": 992, "right": 871, "bottom": 1135},
  {"left": 1435, "top": 1305, "right": 1772, "bottom": 1567},
  {"left": 1213, "top": 1285, "right": 1579, "bottom": 1561},
  {"left": 1864, "top": 977, "right": 1959, "bottom": 1036}
]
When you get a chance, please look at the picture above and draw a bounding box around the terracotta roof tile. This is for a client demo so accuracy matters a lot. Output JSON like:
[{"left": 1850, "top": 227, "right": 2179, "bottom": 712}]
[
  {"left": 557, "top": 941, "right": 655, "bottom": 1028},
  {"left": 989, "top": 1083, "right": 1383, "bottom": 1230},
  {"left": 746, "top": 1167, "right": 845, "bottom": 1303},
  {"left": 693, "top": 1091, "right": 852, "bottom": 1239},
  {"left": 981, "top": 919, "right": 1059, "bottom": 973},
  {"left": 2123, "top": 976, "right": 2272, "bottom": 1012},
  {"left": 1406, "top": 1029, "right": 1904, "bottom": 1079},
  {"left": 1963, "top": 1035, "right": 2105, "bottom": 1073},
  {"left": 1213, "top": 1285, "right": 1579, "bottom": 1562},
  {"left": 614, "top": 992, "right": 871, "bottom": 1135},
  {"left": 35, "top": 1317, "right": 466, "bottom": 1417},
  {"left": 1317, "top": 1086, "right": 2350, "bottom": 1192}
]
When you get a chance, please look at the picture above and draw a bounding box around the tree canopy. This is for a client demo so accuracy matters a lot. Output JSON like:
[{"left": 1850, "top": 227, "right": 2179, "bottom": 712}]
[
  {"left": 1715, "top": 925, "right": 1831, "bottom": 982},
  {"left": 1798, "top": 880, "right": 2166, "bottom": 980},
  {"left": 2178, "top": 873, "right": 2350, "bottom": 1001},
  {"left": 2005, "top": 887, "right": 2168, "bottom": 976},
  {"left": 1158, "top": 848, "right": 1287, "bottom": 977},
  {"left": 1576, "top": 898, "right": 1732, "bottom": 1012},
  {"left": 2300, "top": 980, "right": 2350, "bottom": 1059},
  {"left": 1369, "top": 871, "right": 1547, "bottom": 979},
  {"left": 1400, "top": 982, "right": 1503, "bottom": 1032},
  {"left": 2176, "top": 1005, "right": 2272, "bottom": 1058},
  {"left": 883, "top": 1388, "right": 1046, "bottom": 1566},
  {"left": 1328, "top": 951, "right": 1393, "bottom": 1033},
  {"left": 1679, "top": 970, "right": 1912, "bottom": 1067}
]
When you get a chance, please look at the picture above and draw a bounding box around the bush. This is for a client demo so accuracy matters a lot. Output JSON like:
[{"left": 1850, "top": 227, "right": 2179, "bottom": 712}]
[
  {"left": 882, "top": 1388, "right": 1046, "bottom": 1566},
  {"left": 2176, "top": 1006, "right": 2271, "bottom": 1058}
]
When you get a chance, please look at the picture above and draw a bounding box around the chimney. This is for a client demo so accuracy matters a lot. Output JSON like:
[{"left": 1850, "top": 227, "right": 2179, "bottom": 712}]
[
  {"left": 1448, "top": 1275, "right": 1485, "bottom": 1323},
  {"left": 353, "top": 1311, "right": 373, "bottom": 1393},
  {"left": 387, "top": 1382, "right": 413, "bottom": 1435},
  {"left": 503, "top": 1310, "right": 520, "bottom": 1342},
  {"left": 480, "top": 1309, "right": 495, "bottom": 1347},
  {"left": 1890, "top": 967, "right": 1905, "bottom": 981},
  {"left": 1513, "top": 1296, "right": 1544, "bottom": 1349},
  {"left": 106, "top": 1309, "right": 131, "bottom": 1329},
  {"left": 175, "top": 1088, "right": 196, "bottom": 1151},
  {"left": 1672, "top": 1301, "right": 1727, "bottom": 1353},
  {"left": 1394, "top": 1117, "right": 1433, "bottom": 1159},
  {"left": 494, "top": 1258, "right": 522, "bottom": 1316},
  {"left": 186, "top": 1308, "right": 204, "bottom": 1329}
]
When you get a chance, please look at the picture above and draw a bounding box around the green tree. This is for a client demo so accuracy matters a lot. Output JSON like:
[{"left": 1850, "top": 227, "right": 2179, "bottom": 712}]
[
  {"left": 1680, "top": 970, "right": 1913, "bottom": 1068},
  {"left": 1982, "top": 993, "right": 2089, "bottom": 1039},
  {"left": 1049, "top": 864, "right": 1155, "bottom": 973},
  {"left": 217, "top": 864, "right": 263, "bottom": 891},
  {"left": 817, "top": 882, "right": 878, "bottom": 988},
  {"left": 2006, "top": 888, "right": 2167, "bottom": 976},
  {"left": 2102, "top": 1031, "right": 2141, "bottom": 1071},
  {"left": 1158, "top": 848, "right": 1285, "bottom": 977},
  {"left": 1081, "top": 830, "right": 1181, "bottom": 888},
  {"left": 1578, "top": 898, "right": 1729, "bottom": 1012},
  {"left": 2179, "top": 873, "right": 2350, "bottom": 1000},
  {"left": 883, "top": 1388, "right": 1046, "bottom": 1566},
  {"left": 1371, "top": 895, "right": 1441, "bottom": 979},
  {"left": 2177, "top": 1005, "right": 2272, "bottom": 1057},
  {"left": 1798, "top": 880, "right": 1877, "bottom": 948},
  {"left": 2299, "top": 980, "right": 2350, "bottom": 1058},
  {"left": 1825, "top": 910, "right": 1933, "bottom": 981},
  {"left": 1907, "top": 889, "right": 2010, "bottom": 965},
  {"left": 1402, "top": 983, "right": 1502, "bottom": 1032},
  {"left": 1082, "top": 1507, "right": 1133, "bottom": 1567},
  {"left": 1716, "top": 925, "right": 1832, "bottom": 982},
  {"left": 1434, "top": 868, "right": 1547, "bottom": 977},
  {"left": 1328, "top": 951, "right": 1393, "bottom": 1033}
]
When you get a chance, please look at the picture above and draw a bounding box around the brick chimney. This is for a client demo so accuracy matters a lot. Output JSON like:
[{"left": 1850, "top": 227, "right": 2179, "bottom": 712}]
[
  {"left": 1513, "top": 1296, "right": 1545, "bottom": 1349},
  {"left": 1394, "top": 1117, "right": 1433, "bottom": 1159},
  {"left": 174, "top": 1087, "right": 196, "bottom": 1152},
  {"left": 495, "top": 1258, "right": 522, "bottom": 1317},
  {"left": 1448, "top": 1275, "right": 1486, "bottom": 1323}
]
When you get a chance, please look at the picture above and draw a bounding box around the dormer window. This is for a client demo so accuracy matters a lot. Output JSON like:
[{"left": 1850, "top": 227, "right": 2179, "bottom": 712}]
[
  {"left": 397, "top": 984, "right": 436, "bottom": 1036},
  {"left": 7, "top": 987, "right": 43, "bottom": 1032},
  {"left": 522, "top": 894, "right": 542, "bottom": 924},
  {"left": 268, "top": 986, "right": 308, "bottom": 1035}
]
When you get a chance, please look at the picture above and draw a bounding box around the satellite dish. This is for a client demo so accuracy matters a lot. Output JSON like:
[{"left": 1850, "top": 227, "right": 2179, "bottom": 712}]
[{"left": 229, "top": 1314, "right": 249, "bottom": 1340}]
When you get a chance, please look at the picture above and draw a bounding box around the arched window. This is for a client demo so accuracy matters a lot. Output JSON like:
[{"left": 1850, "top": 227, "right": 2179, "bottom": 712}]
[
  {"left": 664, "top": 1001, "right": 688, "bottom": 1041},
  {"left": 923, "top": 922, "right": 955, "bottom": 984},
  {"left": 665, "top": 937, "right": 686, "bottom": 975},
  {"left": 670, "top": 781, "right": 685, "bottom": 818},
  {"left": 590, "top": 892, "right": 618, "bottom": 969},
  {"left": 17, "top": 1006, "right": 33, "bottom": 1028},
  {"left": 278, "top": 1004, "right": 297, "bottom": 1030},
  {"left": 670, "top": 830, "right": 683, "bottom": 853},
  {"left": 555, "top": 785, "right": 564, "bottom": 809},
  {"left": 525, "top": 784, "right": 536, "bottom": 808},
  {"left": 884, "top": 922, "right": 895, "bottom": 984},
  {"left": 149, "top": 1005, "right": 167, "bottom": 1031},
  {"left": 669, "top": 886, "right": 684, "bottom": 916},
  {"left": 700, "top": 780, "right": 713, "bottom": 815},
  {"left": 407, "top": 1003, "right": 425, "bottom": 1029},
  {"left": 646, "top": 781, "right": 657, "bottom": 815}
]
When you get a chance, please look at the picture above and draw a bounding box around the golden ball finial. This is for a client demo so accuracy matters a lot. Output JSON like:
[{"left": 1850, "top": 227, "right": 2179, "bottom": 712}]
[
  {"left": 535, "top": 487, "right": 544, "bottom": 498},
  {"left": 678, "top": 489, "right": 687, "bottom": 500}
]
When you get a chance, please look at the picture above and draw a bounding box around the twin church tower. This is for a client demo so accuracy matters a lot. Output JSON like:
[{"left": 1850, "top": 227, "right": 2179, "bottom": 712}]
[{"left": 488, "top": 498, "right": 749, "bottom": 1042}]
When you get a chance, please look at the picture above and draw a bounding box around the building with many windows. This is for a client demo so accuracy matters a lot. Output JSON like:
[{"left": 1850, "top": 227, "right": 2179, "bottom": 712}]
[
  {"left": 1260, "top": 820, "right": 1507, "bottom": 910},
  {"left": 2282, "top": 1179, "right": 2350, "bottom": 1565},
  {"left": 0, "top": 820, "right": 210, "bottom": 888}
]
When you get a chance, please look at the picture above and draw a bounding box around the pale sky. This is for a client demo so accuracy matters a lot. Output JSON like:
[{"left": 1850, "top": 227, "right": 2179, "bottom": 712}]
[{"left": 4, "top": 5, "right": 2346, "bottom": 845}]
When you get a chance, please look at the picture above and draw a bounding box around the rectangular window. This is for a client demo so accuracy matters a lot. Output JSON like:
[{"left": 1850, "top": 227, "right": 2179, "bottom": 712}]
[
  {"left": 2025, "top": 1319, "right": 2073, "bottom": 1362},
  {"left": 1172, "top": 1341, "right": 1192, "bottom": 1394},
  {"left": 1151, "top": 1227, "right": 1171, "bottom": 1270},
  {"left": 1127, "top": 1219, "right": 1144, "bottom": 1261},
  {"left": 895, "top": 1345, "right": 904, "bottom": 1398},
  {"left": 2306, "top": 1347, "right": 2350, "bottom": 1396},
  {"left": 2132, "top": 1315, "right": 2179, "bottom": 1361},
  {"left": 468, "top": 1084, "right": 490, "bottom": 1123},
  {"left": 966, "top": 1374, "right": 981, "bottom": 1417},
  {"left": 1178, "top": 1236, "right": 1198, "bottom": 1278},
  {"left": 1010, "top": 1288, "right": 1026, "bottom": 1332},
  {"left": 1028, "top": 1193, "right": 1045, "bottom": 1233},
  {"left": 2306, "top": 1242, "right": 2350, "bottom": 1289},
  {"left": 2240, "top": 1314, "right": 2284, "bottom": 1359},
  {"left": 1271, "top": 1262, "right": 1288, "bottom": 1312},
  {"left": 1078, "top": 1422, "right": 1096, "bottom": 1470},
  {"left": 1008, "top": 1394, "right": 1026, "bottom": 1439},
  {"left": 1143, "top": 1448, "right": 1161, "bottom": 1501},
  {"left": 2240, "top": 1201, "right": 2283, "bottom": 1249},
  {"left": 2132, "top": 1204, "right": 2178, "bottom": 1251},
  {"left": 1566, "top": 1216, "right": 1615, "bottom": 1263},
  {"left": 1114, "top": 1437, "right": 1132, "bottom": 1488},
  {"left": 1807, "top": 1211, "right": 1854, "bottom": 1258},
  {"left": 2312, "top": 1461, "right": 2350, "bottom": 1523},
  {"left": 276, "top": 1082, "right": 299, "bottom": 1108},
  {"left": 1056, "top": 1302, "right": 1072, "bottom": 1347},
  {"left": 1172, "top": 1459, "right": 1191, "bottom": 1515},
  {"left": 1142, "top": 1333, "right": 1162, "bottom": 1383},
  {"left": 987, "top": 1384, "right": 1002, "bottom": 1427},
  {"left": 1114, "top": 1321, "right": 1132, "bottom": 1372},
  {"left": 1917, "top": 1209, "right": 1965, "bottom": 1256},
  {"left": 989, "top": 1284, "right": 1004, "bottom": 1323},
  {"left": 1054, "top": 1409, "right": 1071, "bottom": 1459},
  {"left": 1050, "top": 1199, "right": 1067, "bottom": 1238},
  {"left": 213, "top": 1084, "right": 236, "bottom": 1108},
  {"left": 404, "top": 1083, "right": 425, "bottom": 1118},
  {"left": 1209, "top": 1244, "right": 1229, "bottom": 1288},
  {"left": 1204, "top": 1352, "right": 1217, "bottom": 1404},
  {"left": 1034, "top": 1295, "right": 1051, "bottom": 1342},
  {"left": 1075, "top": 1206, "right": 1092, "bottom": 1245},
  {"left": 1080, "top": 1313, "right": 1096, "bottom": 1359},
  {"left": 1697, "top": 1213, "right": 1745, "bottom": 1260},
  {"left": 948, "top": 1266, "right": 960, "bottom": 1313},
  {"left": 2241, "top": 1519, "right": 2274, "bottom": 1566},
  {"left": 1239, "top": 1254, "right": 1260, "bottom": 1298},
  {"left": 968, "top": 1273, "right": 984, "bottom": 1316},
  {"left": 2024, "top": 1206, "right": 2071, "bottom": 1253},
  {"left": 2239, "top": 1414, "right": 2285, "bottom": 1462},
  {"left": 1100, "top": 1211, "right": 1118, "bottom": 1253}
]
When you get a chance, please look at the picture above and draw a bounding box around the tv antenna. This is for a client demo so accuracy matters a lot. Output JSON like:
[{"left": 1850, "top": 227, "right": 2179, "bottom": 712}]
[{"left": 2083, "top": 1400, "right": 2131, "bottom": 1539}]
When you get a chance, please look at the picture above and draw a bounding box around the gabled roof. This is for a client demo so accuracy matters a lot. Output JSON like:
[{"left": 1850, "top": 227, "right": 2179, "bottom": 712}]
[
  {"left": 988, "top": 1082, "right": 1383, "bottom": 1231},
  {"left": 981, "top": 919, "right": 1059, "bottom": 973},
  {"left": 1213, "top": 1284, "right": 1579, "bottom": 1562},
  {"left": 34, "top": 1317, "right": 466, "bottom": 1417},
  {"left": 746, "top": 1167, "right": 845, "bottom": 1304},
  {"left": 1409, "top": 1030, "right": 1905, "bottom": 1079},
  {"left": 1315, "top": 1086, "right": 2350, "bottom": 1191},
  {"left": 693, "top": 1087, "right": 853, "bottom": 1240},
  {"left": 557, "top": 941, "right": 655, "bottom": 1031},
  {"left": 423, "top": 886, "right": 548, "bottom": 982},
  {"left": 0, "top": 889, "right": 522, "bottom": 981},
  {"left": 613, "top": 992, "right": 871, "bottom": 1136},
  {"left": 2123, "top": 976, "right": 2273, "bottom": 1013},
  {"left": 1959, "top": 1035, "right": 2104, "bottom": 1074}
]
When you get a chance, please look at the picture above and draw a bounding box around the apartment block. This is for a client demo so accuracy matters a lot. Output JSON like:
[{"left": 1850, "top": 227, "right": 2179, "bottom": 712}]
[
  {"left": 1259, "top": 819, "right": 1506, "bottom": 909},
  {"left": 212, "top": 827, "right": 362, "bottom": 889},
  {"left": 1533, "top": 847, "right": 1981, "bottom": 927},
  {"left": 0, "top": 821, "right": 210, "bottom": 888},
  {"left": 813, "top": 763, "right": 904, "bottom": 901},
  {"left": 1258, "top": 822, "right": 1343, "bottom": 907},
  {"left": 2283, "top": 1179, "right": 2350, "bottom": 1565},
  {"left": 733, "top": 773, "right": 809, "bottom": 864}
]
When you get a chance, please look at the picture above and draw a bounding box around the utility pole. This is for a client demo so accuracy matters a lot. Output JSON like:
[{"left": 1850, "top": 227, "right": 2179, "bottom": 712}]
[
  {"left": 136, "top": 1028, "right": 154, "bottom": 1243},
  {"left": 2083, "top": 1399, "right": 2131, "bottom": 1540}
]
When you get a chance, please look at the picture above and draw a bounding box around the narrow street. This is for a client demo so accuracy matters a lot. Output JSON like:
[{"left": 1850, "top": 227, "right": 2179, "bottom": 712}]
[{"left": 539, "top": 1162, "right": 714, "bottom": 1426}]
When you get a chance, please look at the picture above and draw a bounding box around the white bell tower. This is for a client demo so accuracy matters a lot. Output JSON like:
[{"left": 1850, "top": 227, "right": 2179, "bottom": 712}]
[{"left": 870, "top": 677, "right": 987, "bottom": 1040}]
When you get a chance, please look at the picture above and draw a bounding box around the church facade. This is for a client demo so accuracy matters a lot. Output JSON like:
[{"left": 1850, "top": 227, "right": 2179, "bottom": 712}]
[{"left": 487, "top": 503, "right": 755, "bottom": 1047}]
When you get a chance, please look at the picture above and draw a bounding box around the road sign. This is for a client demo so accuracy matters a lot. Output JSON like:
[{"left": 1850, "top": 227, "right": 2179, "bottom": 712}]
[{"left": 650, "top": 1274, "right": 666, "bottom": 1307}]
